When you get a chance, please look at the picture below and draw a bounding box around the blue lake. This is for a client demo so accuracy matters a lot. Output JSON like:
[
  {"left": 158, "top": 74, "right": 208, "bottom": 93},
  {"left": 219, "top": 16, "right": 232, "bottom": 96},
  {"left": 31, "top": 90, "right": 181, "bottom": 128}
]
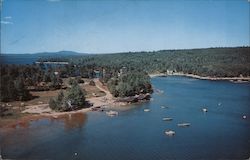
[{"left": 1, "top": 76, "right": 250, "bottom": 160}]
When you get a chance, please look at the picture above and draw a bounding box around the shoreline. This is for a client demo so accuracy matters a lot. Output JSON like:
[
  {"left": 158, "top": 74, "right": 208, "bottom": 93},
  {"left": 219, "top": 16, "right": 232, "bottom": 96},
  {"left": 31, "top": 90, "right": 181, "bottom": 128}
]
[
  {"left": 5, "top": 72, "right": 247, "bottom": 127},
  {"left": 149, "top": 72, "right": 250, "bottom": 82},
  {"left": 0, "top": 79, "right": 150, "bottom": 128},
  {"left": 20, "top": 79, "right": 120, "bottom": 117}
]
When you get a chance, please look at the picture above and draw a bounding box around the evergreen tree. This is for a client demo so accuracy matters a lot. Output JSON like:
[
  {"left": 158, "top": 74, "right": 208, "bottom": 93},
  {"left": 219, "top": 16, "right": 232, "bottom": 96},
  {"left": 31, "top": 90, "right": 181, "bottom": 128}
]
[
  {"left": 15, "top": 78, "right": 31, "bottom": 101},
  {"left": 107, "top": 71, "right": 153, "bottom": 97},
  {"left": 0, "top": 75, "right": 17, "bottom": 102},
  {"left": 66, "top": 83, "right": 86, "bottom": 109},
  {"left": 49, "top": 85, "right": 86, "bottom": 111}
]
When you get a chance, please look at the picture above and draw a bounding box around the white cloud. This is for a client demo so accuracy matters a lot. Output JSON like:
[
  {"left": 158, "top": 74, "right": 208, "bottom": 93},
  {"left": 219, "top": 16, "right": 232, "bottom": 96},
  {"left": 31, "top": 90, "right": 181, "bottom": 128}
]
[
  {"left": 4, "top": 16, "right": 12, "bottom": 19},
  {"left": 1, "top": 21, "right": 13, "bottom": 24}
]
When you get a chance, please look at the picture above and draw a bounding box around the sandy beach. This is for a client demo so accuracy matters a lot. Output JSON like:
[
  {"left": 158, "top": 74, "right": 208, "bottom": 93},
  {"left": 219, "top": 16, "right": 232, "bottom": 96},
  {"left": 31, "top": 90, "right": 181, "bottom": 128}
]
[{"left": 149, "top": 73, "right": 168, "bottom": 78}]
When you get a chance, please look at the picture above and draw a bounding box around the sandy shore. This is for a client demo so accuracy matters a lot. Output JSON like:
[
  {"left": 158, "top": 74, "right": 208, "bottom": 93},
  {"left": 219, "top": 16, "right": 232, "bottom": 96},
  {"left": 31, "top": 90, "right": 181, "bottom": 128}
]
[
  {"left": 0, "top": 79, "right": 138, "bottom": 128},
  {"left": 9, "top": 73, "right": 250, "bottom": 118},
  {"left": 21, "top": 104, "right": 93, "bottom": 117},
  {"left": 149, "top": 73, "right": 167, "bottom": 78},
  {"left": 149, "top": 72, "right": 250, "bottom": 82},
  {"left": 21, "top": 79, "right": 122, "bottom": 117}
]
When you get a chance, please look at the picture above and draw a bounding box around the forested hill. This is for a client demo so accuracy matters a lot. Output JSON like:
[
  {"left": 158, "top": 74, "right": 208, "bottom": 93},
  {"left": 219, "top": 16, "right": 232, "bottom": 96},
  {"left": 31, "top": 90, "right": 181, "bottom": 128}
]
[
  {"left": 41, "top": 47, "right": 250, "bottom": 77},
  {"left": 0, "top": 51, "right": 87, "bottom": 64}
]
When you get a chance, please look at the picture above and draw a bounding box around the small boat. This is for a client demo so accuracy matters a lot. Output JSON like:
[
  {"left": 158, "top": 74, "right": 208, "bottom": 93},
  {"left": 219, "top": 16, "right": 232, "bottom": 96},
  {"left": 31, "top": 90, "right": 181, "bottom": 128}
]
[
  {"left": 106, "top": 110, "right": 118, "bottom": 116},
  {"left": 162, "top": 117, "right": 173, "bottom": 121},
  {"left": 177, "top": 123, "right": 191, "bottom": 127},
  {"left": 218, "top": 102, "right": 222, "bottom": 106},
  {"left": 202, "top": 108, "right": 208, "bottom": 112},
  {"left": 144, "top": 109, "right": 150, "bottom": 112},
  {"left": 243, "top": 115, "right": 247, "bottom": 119},
  {"left": 161, "top": 106, "right": 168, "bottom": 109},
  {"left": 155, "top": 89, "right": 164, "bottom": 94},
  {"left": 165, "top": 130, "right": 175, "bottom": 136}
]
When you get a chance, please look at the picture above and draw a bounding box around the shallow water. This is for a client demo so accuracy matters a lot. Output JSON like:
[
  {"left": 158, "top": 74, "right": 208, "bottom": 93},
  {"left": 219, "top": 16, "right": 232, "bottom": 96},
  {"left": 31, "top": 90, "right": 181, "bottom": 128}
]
[{"left": 1, "top": 76, "right": 250, "bottom": 160}]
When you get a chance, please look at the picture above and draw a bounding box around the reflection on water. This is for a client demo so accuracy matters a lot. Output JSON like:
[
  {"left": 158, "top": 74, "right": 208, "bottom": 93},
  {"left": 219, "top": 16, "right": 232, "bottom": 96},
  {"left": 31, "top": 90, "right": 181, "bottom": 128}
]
[
  {"left": 0, "top": 113, "right": 87, "bottom": 159},
  {"left": 55, "top": 113, "right": 87, "bottom": 130},
  {"left": 1, "top": 112, "right": 87, "bottom": 131}
]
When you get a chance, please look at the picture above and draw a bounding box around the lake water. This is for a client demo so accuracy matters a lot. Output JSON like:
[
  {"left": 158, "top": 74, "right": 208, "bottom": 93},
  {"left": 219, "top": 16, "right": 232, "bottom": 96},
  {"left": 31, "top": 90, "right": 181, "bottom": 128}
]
[{"left": 1, "top": 76, "right": 250, "bottom": 160}]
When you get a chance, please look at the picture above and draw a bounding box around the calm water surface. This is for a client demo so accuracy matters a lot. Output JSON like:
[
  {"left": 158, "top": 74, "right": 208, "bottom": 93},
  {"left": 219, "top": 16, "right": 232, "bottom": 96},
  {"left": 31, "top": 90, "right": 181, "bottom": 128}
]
[{"left": 1, "top": 76, "right": 250, "bottom": 160}]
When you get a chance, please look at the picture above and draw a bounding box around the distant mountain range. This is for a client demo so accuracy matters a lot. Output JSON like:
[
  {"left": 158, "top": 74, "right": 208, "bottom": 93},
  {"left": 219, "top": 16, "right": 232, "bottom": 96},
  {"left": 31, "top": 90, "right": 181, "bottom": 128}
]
[{"left": 0, "top": 51, "right": 87, "bottom": 64}]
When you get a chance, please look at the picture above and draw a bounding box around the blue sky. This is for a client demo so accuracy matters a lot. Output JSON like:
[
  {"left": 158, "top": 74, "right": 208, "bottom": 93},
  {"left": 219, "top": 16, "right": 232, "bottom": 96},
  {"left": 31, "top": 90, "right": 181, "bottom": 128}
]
[{"left": 1, "top": 0, "right": 249, "bottom": 54}]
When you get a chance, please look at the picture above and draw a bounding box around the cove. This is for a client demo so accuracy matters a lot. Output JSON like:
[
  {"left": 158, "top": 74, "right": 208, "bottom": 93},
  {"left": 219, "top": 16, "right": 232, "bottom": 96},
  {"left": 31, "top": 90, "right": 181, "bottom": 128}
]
[{"left": 1, "top": 76, "right": 250, "bottom": 160}]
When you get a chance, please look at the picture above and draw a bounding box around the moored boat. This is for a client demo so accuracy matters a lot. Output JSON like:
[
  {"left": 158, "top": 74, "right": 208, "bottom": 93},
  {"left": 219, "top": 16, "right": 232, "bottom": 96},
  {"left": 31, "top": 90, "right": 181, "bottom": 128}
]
[
  {"left": 165, "top": 130, "right": 175, "bottom": 136},
  {"left": 202, "top": 108, "right": 208, "bottom": 112},
  {"left": 144, "top": 109, "right": 150, "bottom": 112},
  {"left": 177, "top": 123, "right": 191, "bottom": 127},
  {"left": 162, "top": 117, "right": 173, "bottom": 121},
  {"left": 161, "top": 106, "right": 168, "bottom": 109},
  {"left": 155, "top": 89, "right": 164, "bottom": 94},
  {"left": 106, "top": 110, "right": 118, "bottom": 116}
]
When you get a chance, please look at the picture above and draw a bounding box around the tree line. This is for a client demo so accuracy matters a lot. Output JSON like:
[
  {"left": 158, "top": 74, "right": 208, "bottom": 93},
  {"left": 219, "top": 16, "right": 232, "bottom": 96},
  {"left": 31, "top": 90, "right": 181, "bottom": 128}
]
[
  {"left": 1, "top": 47, "right": 249, "bottom": 104},
  {"left": 40, "top": 47, "right": 250, "bottom": 77}
]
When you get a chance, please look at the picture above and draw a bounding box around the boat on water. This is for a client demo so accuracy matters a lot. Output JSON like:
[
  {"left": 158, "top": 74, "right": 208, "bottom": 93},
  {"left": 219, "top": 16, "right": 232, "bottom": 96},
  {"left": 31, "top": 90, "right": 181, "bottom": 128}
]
[
  {"left": 165, "top": 130, "right": 175, "bottom": 136},
  {"left": 161, "top": 106, "right": 168, "bottom": 109},
  {"left": 202, "top": 108, "right": 208, "bottom": 112},
  {"left": 177, "top": 123, "right": 191, "bottom": 127},
  {"left": 106, "top": 110, "right": 118, "bottom": 116},
  {"left": 243, "top": 115, "right": 247, "bottom": 119},
  {"left": 155, "top": 89, "right": 164, "bottom": 94},
  {"left": 162, "top": 117, "right": 173, "bottom": 121},
  {"left": 144, "top": 109, "right": 150, "bottom": 112}
]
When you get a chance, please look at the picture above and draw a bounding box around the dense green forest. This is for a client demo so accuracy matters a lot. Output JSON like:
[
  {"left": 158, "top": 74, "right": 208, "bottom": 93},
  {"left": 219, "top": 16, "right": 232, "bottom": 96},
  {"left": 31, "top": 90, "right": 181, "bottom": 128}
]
[
  {"left": 1, "top": 47, "right": 249, "bottom": 103},
  {"left": 0, "top": 64, "right": 63, "bottom": 102},
  {"left": 107, "top": 71, "right": 153, "bottom": 97},
  {"left": 40, "top": 47, "right": 250, "bottom": 77}
]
